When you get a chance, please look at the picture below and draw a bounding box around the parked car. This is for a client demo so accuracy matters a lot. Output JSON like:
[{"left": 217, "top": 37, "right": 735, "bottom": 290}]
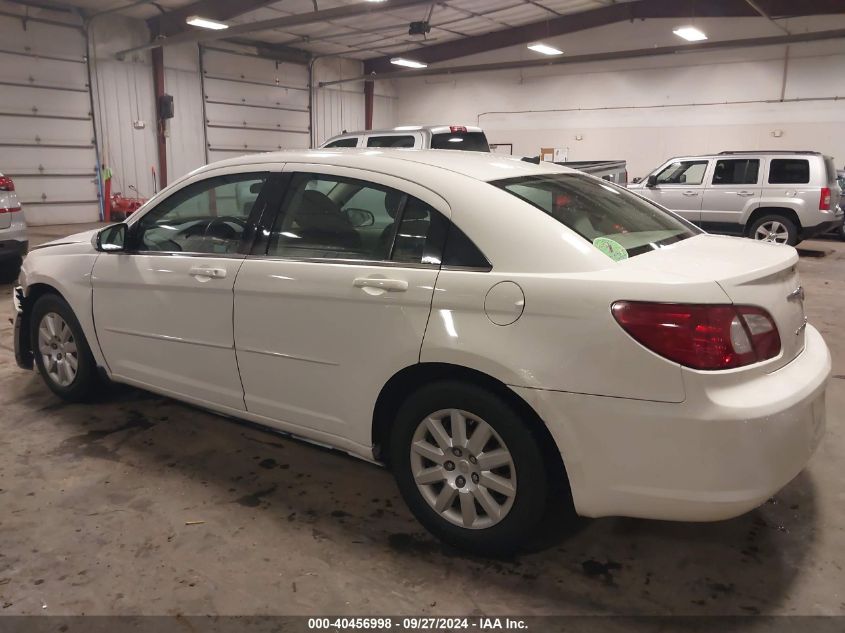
[
  {"left": 835, "top": 170, "right": 845, "bottom": 240},
  {"left": 14, "top": 150, "right": 830, "bottom": 553},
  {"left": 321, "top": 125, "right": 490, "bottom": 152},
  {"left": 0, "top": 172, "right": 28, "bottom": 282},
  {"left": 628, "top": 151, "right": 843, "bottom": 246}
]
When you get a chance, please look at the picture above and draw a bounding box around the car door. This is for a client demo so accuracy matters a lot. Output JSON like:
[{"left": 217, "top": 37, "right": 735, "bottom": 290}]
[
  {"left": 92, "top": 168, "right": 277, "bottom": 410},
  {"left": 640, "top": 159, "right": 709, "bottom": 224},
  {"left": 701, "top": 157, "right": 762, "bottom": 230},
  {"left": 233, "top": 165, "right": 447, "bottom": 449}
]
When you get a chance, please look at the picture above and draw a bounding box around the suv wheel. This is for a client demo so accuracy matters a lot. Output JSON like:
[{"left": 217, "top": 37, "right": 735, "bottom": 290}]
[
  {"left": 390, "top": 381, "right": 562, "bottom": 554},
  {"left": 30, "top": 293, "right": 100, "bottom": 401},
  {"left": 749, "top": 215, "right": 798, "bottom": 246}
]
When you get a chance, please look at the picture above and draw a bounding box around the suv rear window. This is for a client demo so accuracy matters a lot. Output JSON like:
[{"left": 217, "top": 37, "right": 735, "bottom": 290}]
[
  {"left": 367, "top": 135, "right": 415, "bottom": 148},
  {"left": 493, "top": 173, "right": 700, "bottom": 259},
  {"left": 769, "top": 159, "right": 810, "bottom": 184},
  {"left": 712, "top": 159, "right": 759, "bottom": 185},
  {"left": 431, "top": 132, "right": 490, "bottom": 152}
]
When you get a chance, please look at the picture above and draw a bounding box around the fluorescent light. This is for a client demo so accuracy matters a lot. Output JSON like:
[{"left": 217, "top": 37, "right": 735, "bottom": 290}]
[
  {"left": 390, "top": 57, "right": 428, "bottom": 69},
  {"left": 186, "top": 15, "right": 228, "bottom": 30},
  {"left": 673, "top": 26, "right": 707, "bottom": 42},
  {"left": 527, "top": 43, "right": 563, "bottom": 56}
]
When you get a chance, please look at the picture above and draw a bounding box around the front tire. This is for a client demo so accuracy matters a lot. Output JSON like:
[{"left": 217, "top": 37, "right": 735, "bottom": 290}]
[
  {"left": 389, "top": 381, "right": 556, "bottom": 554},
  {"left": 30, "top": 293, "right": 100, "bottom": 402},
  {"left": 749, "top": 214, "right": 799, "bottom": 246}
]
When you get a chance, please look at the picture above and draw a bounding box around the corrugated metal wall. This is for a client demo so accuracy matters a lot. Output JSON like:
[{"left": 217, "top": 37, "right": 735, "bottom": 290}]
[
  {"left": 0, "top": 13, "right": 99, "bottom": 225},
  {"left": 164, "top": 44, "right": 206, "bottom": 182}
]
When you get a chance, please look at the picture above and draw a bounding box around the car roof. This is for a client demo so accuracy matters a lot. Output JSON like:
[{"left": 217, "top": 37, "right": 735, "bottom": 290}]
[
  {"left": 666, "top": 151, "right": 829, "bottom": 161},
  {"left": 199, "top": 148, "right": 574, "bottom": 183},
  {"left": 328, "top": 125, "right": 484, "bottom": 138}
]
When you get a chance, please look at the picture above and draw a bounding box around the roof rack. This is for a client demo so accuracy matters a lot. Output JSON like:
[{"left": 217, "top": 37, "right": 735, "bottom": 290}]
[{"left": 718, "top": 150, "right": 821, "bottom": 155}]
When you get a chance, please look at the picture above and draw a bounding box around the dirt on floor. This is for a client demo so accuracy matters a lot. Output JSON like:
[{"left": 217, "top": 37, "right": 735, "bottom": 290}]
[{"left": 0, "top": 224, "right": 843, "bottom": 616}]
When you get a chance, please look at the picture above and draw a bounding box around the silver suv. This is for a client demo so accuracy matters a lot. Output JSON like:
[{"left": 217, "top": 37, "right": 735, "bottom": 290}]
[
  {"left": 0, "top": 172, "right": 28, "bottom": 282},
  {"left": 629, "top": 151, "right": 843, "bottom": 245},
  {"left": 321, "top": 125, "right": 490, "bottom": 152}
]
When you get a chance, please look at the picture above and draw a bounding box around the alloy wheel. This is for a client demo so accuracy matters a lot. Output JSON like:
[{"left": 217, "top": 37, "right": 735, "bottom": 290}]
[
  {"left": 754, "top": 220, "right": 790, "bottom": 244},
  {"left": 410, "top": 408, "right": 516, "bottom": 530},
  {"left": 37, "top": 312, "right": 79, "bottom": 387}
]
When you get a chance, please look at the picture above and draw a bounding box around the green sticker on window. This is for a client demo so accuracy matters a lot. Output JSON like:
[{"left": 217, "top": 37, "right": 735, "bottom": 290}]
[{"left": 592, "top": 237, "right": 629, "bottom": 262}]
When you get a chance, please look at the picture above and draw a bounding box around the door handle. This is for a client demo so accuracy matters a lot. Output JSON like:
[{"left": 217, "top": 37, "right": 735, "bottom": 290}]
[
  {"left": 736, "top": 191, "right": 756, "bottom": 197},
  {"left": 353, "top": 277, "right": 408, "bottom": 292},
  {"left": 682, "top": 191, "right": 698, "bottom": 197},
  {"left": 189, "top": 266, "right": 227, "bottom": 279}
]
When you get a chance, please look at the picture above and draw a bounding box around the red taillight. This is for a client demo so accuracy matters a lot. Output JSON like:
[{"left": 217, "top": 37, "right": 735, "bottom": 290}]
[
  {"left": 612, "top": 302, "right": 781, "bottom": 370},
  {"left": 820, "top": 187, "right": 831, "bottom": 210},
  {"left": 449, "top": 125, "right": 468, "bottom": 133},
  {"left": 0, "top": 206, "right": 21, "bottom": 214},
  {"left": 0, "top": 176, "right": 14, "bottom": 191}
]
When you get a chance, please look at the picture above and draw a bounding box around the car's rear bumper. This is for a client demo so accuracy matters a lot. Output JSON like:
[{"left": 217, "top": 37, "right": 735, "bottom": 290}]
[
  {"left": 801, "top": 216, "right": 843, "bottom": 240},
  {"left": 0, "top": 238, "right": 28, "bottom": 261},
  {"left": 513, "top": 324, "right": 830, "bottom": 521}
]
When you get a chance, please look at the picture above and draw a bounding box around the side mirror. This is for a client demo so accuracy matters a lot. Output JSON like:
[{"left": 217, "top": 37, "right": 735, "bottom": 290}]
[
  {"left": 344, "top": 208, "right": 375, "bottom": 228},
  {"left": 96, "top": 223, "right": 128, "bottom": 252},
  {"left": 646, "top": 174, "right": 658, "bottom": 188}
]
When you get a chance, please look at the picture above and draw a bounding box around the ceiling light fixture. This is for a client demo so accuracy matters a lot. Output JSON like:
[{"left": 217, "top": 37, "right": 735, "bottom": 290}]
[
  {"left": 527, "top": 43, "right": 563, "bottom": 56},
  {"left": 390, "top": 57, "right": 428, "bottom": 69},
  {"left": 186, "top": 15, "right": 229, "bottom": 30},
  {"left": 673, "top": 26, "right": 708, "bottom": 42}
]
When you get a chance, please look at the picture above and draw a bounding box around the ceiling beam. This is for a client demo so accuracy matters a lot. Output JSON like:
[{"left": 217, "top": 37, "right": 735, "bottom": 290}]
[
  {"left": 148, "top": 0, "right": 280, "bottom": 37},
  {"left": 363, "top": 0, "right": 845, "bottom": 73},
  {"left": 330, "top": 27, "right": 845, "bottom": 85},
  {"left": 116, "top": 0, "right": 433, "bottom": 58}
]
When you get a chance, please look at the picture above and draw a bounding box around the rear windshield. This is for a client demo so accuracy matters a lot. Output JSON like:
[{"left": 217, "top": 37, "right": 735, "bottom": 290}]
[
  {"left": 492, "top": 173, "right": 701, "bottom": 260},
  {"left": 431, "top": 131, "right": 490, "bottom": 152}
]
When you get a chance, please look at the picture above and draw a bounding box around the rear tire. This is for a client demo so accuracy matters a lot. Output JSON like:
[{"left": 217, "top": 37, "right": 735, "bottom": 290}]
[
  {"left": 30, "top": 293, "right": 100, "bottom": 402},
  {"left": 748, "top": 214, "right": 799, "bottom": 246},
  {"left": 389, "top": 380, "right": 563, "bottom": 555}
]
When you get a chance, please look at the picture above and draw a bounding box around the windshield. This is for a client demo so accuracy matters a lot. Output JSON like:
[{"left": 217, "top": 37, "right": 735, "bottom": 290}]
[
  {"left": 492, "top": 173, "right": 701, "bottom": 260},
  {"left": 431, "top": 131, "right": 490, "bottom": 152}
]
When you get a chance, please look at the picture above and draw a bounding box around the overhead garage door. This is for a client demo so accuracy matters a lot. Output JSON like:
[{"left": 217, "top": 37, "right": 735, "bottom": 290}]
[
  {"left": 0, "top": 15, "right": 99, "bottom": 225},
  {"left": 201, "top": 46, "right": 310, "bottom": 165}
]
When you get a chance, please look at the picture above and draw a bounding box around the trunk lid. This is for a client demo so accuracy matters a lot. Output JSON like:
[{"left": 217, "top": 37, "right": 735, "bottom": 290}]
[{"left": 619, "top": 234, "right": 806, "bottom": 371}]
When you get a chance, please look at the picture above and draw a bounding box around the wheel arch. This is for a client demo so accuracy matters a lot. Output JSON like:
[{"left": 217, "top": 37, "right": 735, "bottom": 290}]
[
  {"left": 746, "top": 206, "right": 802, "bottom": 234},
  {"left": 372, "top": 362, "right": 569, "bottom": 489}
]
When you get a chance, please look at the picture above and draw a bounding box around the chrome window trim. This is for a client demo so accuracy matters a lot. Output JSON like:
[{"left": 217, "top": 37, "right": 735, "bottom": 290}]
[{"left": 122, "top": 250, "right": 247, "bottom": 259}]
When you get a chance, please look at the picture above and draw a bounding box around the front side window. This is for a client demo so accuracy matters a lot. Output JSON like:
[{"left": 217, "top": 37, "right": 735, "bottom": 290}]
[
  {"left": 325, "top": 138, "right": 358, "bottom": 148},
  {"left": 768, "top": 159, "right": 810, "bottom": 184},
  {"left": 493, "top": 173, "right": 700, "bottom": 259},
  {"left": 135, "top": 173, "right": 267, "bottom": 254},
  {"left": 712, "top": 159, "right": 760, "bottom": 185},
  {"left": 431, "top": 131, "right": 490, "bottom": 152},
  {"left": 366, "top": 135, "right": 415, "bottom": 148},
  {"left": 267, "top": 173, "right": 446, "bottom": 265},
  {"left": 655, "top": 160, "right": 708, "bottom": 185}
]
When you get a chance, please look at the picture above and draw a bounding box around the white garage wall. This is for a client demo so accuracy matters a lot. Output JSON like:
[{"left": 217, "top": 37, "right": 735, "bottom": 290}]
[
  {"left": 390, "top": 23, "right": 845, "bottom": 178},
  {"left": 164, "top": 44, "right": 206, "bottom": 183},
  {"left": 89, "top": 15, "right": 159, "bottom": 200},
  {"left": 313, "top": 57, "right": 365, "bottom": 146}
]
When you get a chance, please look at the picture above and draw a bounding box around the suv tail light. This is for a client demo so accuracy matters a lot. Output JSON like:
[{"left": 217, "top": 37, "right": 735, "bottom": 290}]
[
  {"left": 819, "top": 187, "right": 831, "bottom": 211},
  {"left": 0, "top": 175, "right": 14, "bottom": 191},
  {"left": 0, "top": 206, "right": 21, "bottom": 214},
  {"left": 612, "top": 302, "right": 781, "bottom": 370}
]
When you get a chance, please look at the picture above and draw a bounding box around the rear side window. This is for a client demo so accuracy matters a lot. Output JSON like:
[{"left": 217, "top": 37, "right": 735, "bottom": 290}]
[
  {"left": 442, "top": 224, "right": 490, "bottom": 270},
  {"left": 431, "top": 132, "right": 490, "bottom": 152},
  {"left": 769, "top": 159, "right": 810, "bottom": 184},
  {"left": 712, "top": 159, "right": 759, "bottom": 185},
  {"left": 367, "top": 135, "right": 415, "bottom": 148},
  {"left": 493, "top": 173, "right": 700, "bottom": 259},
  {"left": 324, "top": 138, "right": 358, "bottom": 148}
]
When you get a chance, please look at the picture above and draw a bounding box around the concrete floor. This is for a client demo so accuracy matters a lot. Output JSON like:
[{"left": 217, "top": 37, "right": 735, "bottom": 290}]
[{"left": 1, "top": 223, "right": 843, "bottom": 617}]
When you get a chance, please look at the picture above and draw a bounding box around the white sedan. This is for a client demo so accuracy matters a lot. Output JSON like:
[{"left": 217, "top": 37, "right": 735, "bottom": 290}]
[{"left": 13, "top": 150, "right": 830, "bottom": 553}]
